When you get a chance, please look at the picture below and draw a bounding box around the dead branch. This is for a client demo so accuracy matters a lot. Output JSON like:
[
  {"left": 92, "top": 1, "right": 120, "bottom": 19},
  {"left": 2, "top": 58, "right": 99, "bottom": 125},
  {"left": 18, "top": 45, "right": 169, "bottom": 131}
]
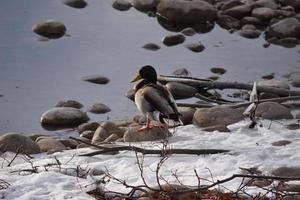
[
  {"left": 69, "top": 137, "right": 230, "bottom": 157},
  {"left": 0, "top": 179, "right": 10, "bottom": 190},
  {"left": 158, "top": 75, "right": 300, "bottom": 96}
]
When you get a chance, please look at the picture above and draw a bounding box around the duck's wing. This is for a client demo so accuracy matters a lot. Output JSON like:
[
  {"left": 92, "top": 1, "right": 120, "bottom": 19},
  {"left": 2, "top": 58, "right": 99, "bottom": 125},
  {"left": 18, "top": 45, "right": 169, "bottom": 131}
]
[{"left": 143, "top": 84, "right": 180, "bottom": 116}]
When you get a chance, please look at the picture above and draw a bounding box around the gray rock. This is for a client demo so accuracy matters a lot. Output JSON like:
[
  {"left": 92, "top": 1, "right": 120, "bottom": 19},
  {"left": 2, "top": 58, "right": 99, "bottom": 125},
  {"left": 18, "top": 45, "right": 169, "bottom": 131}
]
[
  {"left": 165, "top": 82, "right": 197, "bottom": 99},
  {"left": 178, "top": 107, "right": 196, "bottom": 125},
  {"left": 112, "top": 0, "right": 132, "bottom": 11},
  {"left": 37, "top": 138, "right": 67, "bottom": 153},
  {"left": 252, "top": 7, "right": 275, "bottom": 21},
  {"left": 217, "top": 14, "right": 240, "bottom": 30},
  {"left": 262, "top": 74, "right": 274, "bottom": 80},
  {"left": 241, "top": 16, "right": 264, "bottom": 26},
  {"left": 252, "top": 0, "right": 278, "bottom": 10},
  {"left": 32, "top": 20, "right": 67, "bottom": 39},
  {"left": 55, "top": 100, "right": 83, "bottom": 109},
  {"left": 88, "top": 103, "right": 111, "bottom": 114},
  {"left": 157, "top": 0, "right": 217, "bottom": 24},
  {"left": 104, "top": 134, "right": 120, "bottom": 142},
  {"left": 181, "top": 27, "right": 196, "bottom": 36},
  {"left": 172, "top": 68, "right": 190, "bottom": 76},
  {"left": 82, "top": 75, "right": 110, "bottom": 84},
  {"left": 223, "top": 4, "right": 252, "bottom": 19},
  {"left": 210, "top": 67, "right": 226, "bottom": 75},
  {"left": 123, "top": 125, "right": 171, "bottom": 142},
  {"left": 133, "top": 0, "right": 160, "bottom": 11},
  {"left": 257, "top": 79, "right": 290, "bottom": 90},
  {"left": 0, "top": 133, "right": 41, "bottom": 154},
  {"left": 142, "top": 43, "right": 160, "bottom": 51},
  {"left": 272, "top": 140, "right": 292, "bottom": 146},
  {"left": 184, "top": 42, "right": 205, "bottom": 52},
  {"left": 274, "top": 10, "right": 296, "bottom": 18},
  {"left": 242, "top": 24, "right": 257, "bottom": 30},
  {"left": 78, "top": 122, "right": 100, "bottom": 133},
  {"left": 92, "top": 121, "right": 124, "bottom": 144},
  {"left": 162, "top": 34, "right": 185, "bottom": 46},
  {"left": 291, "top": 79, "right": 300, "bottom": 87},
  {"left": 63, "top": 0, "right": 87, "bottom": 8},
  {"left": 267, "top": 17, "right": 300, "bottom": 39},
  {"left": 220, "top": 0, "right": 244, "bottom": 11},
  {"left": 193, "top": 106, "right": 244, "bottom": 127},
  {"left": 40, "top": 107, "right": 89, "bottom": 129},
  {"left": 286, "top": 123, "right": 300, "bottom": 130},
  {"left": 239, "top": 29, "right": 261, "bottom": 38},
  {"left": 255, "top": 102, "right": 293, "bottom": 120},
  {"left": 272, "top": 166, "right": 300, "bottom": 178},
  {"left": 284, "top": 0, "right": 300, "bottom": 10},
  {"left": 80, "top": 130, "right": 95, "bottom": 140},
  {"left": 59, "top": 139, "right": 78, "bottom": 149}
]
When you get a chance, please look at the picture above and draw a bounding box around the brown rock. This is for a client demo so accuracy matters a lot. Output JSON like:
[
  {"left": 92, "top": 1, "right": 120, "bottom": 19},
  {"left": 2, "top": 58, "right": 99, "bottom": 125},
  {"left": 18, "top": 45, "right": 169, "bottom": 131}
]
[
  {"left": 63, "top": 0, "right": 87, "bottom": 8},
  {"left": 210, "top": 67, "right": 226, "bottom": 75},
  {"left": 181, "top": 27, "right": 196, "bottom": 36},
  {"left": 178, "top": 107, "right": 196, "bottom": 125},
  {"left": 255, "top": 102, "right": 293, "bottom": 120},
  {"left": 291, "top": 79, "right": 300, "bottom": 87},
  {"left": 252, "top": 7, "right": 275, "bottom": 21},
  {"left": 165, "top": 82, "right": 197, "bottom": 99},
  {"left": 82, "top": 75, "right": 110, "bottom": 84},
  {"left": 32, "top": 20, "right": 67, "bottom": 39},
  {"left": 286, "top": 123, "right": 300, "bottom": 130},
  {"left": 272, "top": 140, "right": 292, "bottom": 146},
  {"left": 80, "top": 130, "right": 95, "bottom": 140},
  {"left": 142, "top": 43, "right": 160, "bottom": 51},
  {"left": 239, "top": 29, "right": 261, "bottom": 38},
  {"left": 124, "top": 125, "right": 171, "bottom": 142},
  {"left": 217, "top": 14, "right": 240, "bottom": 30},
  {"left": 172, "top": 68, "right": 190, "bottom": 76},
  {"left": 112, "top": 0, "right": 132, "bottom": 11},
  {"left": 55, "top": 100, "right": 83, "bottom": 109},
  {"left": 88, "top": 103, "right": 111, "bottom": 114},
  {"left": 92, "top": 121, "right": 124, "bottom": 144},
  {"left": 223, "top": 4, "right": 252, "bottom": 19},
  {"left": 184, "top": 42, "right": 205, "bottom": 52},
  {"left": 162, "top": 34, "right": 185, "bottom": 46},
  {"left": 104, "top": 134, "right": 120, "bottom": 142},
  {"left": 37, "top": 138, "right": 67, "bottom": 152},
  {"left": 272, "top": 166, "right": 300, "bottom": 177},
  {"left": 78, "top": 122, "right": 100, "bottom": 133}
]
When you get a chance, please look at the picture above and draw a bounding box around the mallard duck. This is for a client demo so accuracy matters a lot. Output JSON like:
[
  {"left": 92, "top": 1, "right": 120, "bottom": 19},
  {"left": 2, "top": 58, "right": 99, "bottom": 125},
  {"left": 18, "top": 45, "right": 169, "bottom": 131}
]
[{"left": 131, "top": 65, "right": 182, "bottom": 131}]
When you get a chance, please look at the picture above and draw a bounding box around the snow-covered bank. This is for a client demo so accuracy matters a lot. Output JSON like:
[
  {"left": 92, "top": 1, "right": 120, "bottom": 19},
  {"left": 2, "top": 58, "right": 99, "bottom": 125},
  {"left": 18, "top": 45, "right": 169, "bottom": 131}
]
[{"left": 1, "top": 119, "right": 300, "bottom": 199}]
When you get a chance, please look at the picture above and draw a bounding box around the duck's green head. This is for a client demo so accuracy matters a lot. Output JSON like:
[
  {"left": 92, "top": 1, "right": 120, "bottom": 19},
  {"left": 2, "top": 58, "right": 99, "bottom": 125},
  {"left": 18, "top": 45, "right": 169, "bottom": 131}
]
[{"left": 131, "top": 65, "right": 157, "bottom": 83}]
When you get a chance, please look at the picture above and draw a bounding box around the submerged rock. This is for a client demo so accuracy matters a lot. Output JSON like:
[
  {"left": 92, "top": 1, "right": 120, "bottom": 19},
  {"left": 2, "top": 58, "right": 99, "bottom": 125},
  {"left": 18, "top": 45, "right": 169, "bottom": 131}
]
[
  {"left": 82, "top": 75, "right": 110, "bottom": 84},
  {"left": 40, "top": 107, "right": 89, "bottom": 129},
  {"left": 184, "top": 42, "right": 205, "bottom": 52},
  {"left": 32, "top": 20, "right": 67, "bottom": 39},
  {"left": 142, "top": 43, "right": 160, "bottom": 51},
  {"left": 291, "top": 79, "right": 300, "bottom": 87},
  {"left": 0, "top": 133, "right": 41, "bottom": 154},
  {"left": 210, "top": 67, "right": 226, "bottom": 75},
  {"left": 55, "top": 100, "right": 83, "bottom": 109},
  {"left": 255, "top": 102, "right": 293, "bottom": 120},
  {"left": 112, "top": 0, "right": 132, "bottom": 11},
  {"left": 88, "top": 103, "right": 111, "bottom": 114},
  {"left": 63, "top": 0, "right": 87, "bottom": 8},
  {"left": 162, "top": 34, "right": 185, "bottom": 46}
]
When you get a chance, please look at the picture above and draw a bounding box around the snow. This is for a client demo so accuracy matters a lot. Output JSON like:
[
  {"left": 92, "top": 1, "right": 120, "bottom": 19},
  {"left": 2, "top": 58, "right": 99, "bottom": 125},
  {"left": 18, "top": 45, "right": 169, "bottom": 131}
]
[{"left": 1, "top": 119, "right": 300, "bottom": 199}]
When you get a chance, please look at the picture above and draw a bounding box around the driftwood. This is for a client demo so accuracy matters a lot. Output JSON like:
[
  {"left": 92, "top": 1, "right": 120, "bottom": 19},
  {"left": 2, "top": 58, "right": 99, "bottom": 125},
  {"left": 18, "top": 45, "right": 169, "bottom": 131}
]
[
  {"left": 158, "top": 75, "right": 300, "bottom": 96},
  {"left": 70, "top": 137, "right": 230, "bottom": 157}
]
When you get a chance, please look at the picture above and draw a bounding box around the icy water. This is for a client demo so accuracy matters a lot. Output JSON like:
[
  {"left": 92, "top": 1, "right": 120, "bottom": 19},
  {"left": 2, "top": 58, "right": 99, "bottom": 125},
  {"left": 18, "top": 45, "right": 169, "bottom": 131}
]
[{"left": 0, "top": 0, "right": 299, "bottom": 134}]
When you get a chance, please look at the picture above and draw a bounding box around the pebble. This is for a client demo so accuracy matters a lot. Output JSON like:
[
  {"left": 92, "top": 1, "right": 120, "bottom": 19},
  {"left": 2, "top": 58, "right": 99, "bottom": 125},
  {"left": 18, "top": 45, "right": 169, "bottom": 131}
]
[
  {"left": 82, "top": 75, "right": 110, "bottom": 84},
  {"left": 88, "top": 103, "right": 111, "bottom": 114},
  {"left": 142, "top": 43, "right": 160, "bottom": 51},
  {"left": 162, "top": 34, "right": 185, "bottom": 46}
]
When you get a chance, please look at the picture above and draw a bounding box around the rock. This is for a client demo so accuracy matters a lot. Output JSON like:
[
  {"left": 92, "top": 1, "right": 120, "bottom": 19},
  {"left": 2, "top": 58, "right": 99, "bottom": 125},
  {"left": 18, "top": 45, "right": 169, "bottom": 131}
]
[
  {"left": 63, "top": 0, "right": 87, "bottom": 8},
  {"left": 262, "top": 74, "right": 274, "bottom": 80},
  {"left": 252, "top": 7, "right": 275, "bottom": 21},
  {"left": 259, "top": 92, "right": 279, "bottom": 99},
  {"left": 202, "top": 125, "right": 231, "bottom": 132},
  {"left": 252, "top": 0, "right": 278, "bottom": 10},
  {"left": 172, "top": 68, "right": 190, "bottom": 76},
  {"left": 162, "top": 34, "right": 185, "bottom": 46},
  {"left": 184, "top": 42, "right": 205, "bottom": 52},
  {"left": 126, "top": 89, "right": 135, "bottom": 102},
  {"left": 88, "top": 103, "right": 111, "bottom": 114},
  {"left": 0, "top": 133, "right": 41, "bottom": 154},
  {"left": 32, "top": 20, "right": 67, "bottom": 39},
  {"left": 165, "top": 82, "right": 197, "bottom": 99},
  {"left": 59, "top": 139, "right": 78, "bottom": 149},
  {"left": 133, "top": 0, "right": 160, "bottom": 12},
  {"left": 242, "top": 24, "right": 256, "bottom": 30},
  {"left": 82, "top": 75, "right": 110, "bottom": 84},
  {"left": 286, "top": 123, "right": 300, "bottom": 130},
  {"left": 157, "top": 0, "right": 217, "bottom": 24},
  {"left": 142, "top": 43, "right": 160, "bottom": 51},
  {"left": 241, "top": 16, "right": 264, "bottom": 27},
  {"left": 0, "top": 94, "right": 3, "bottom": 97},
  {"left": 80, "top": 130, "right": 95, "bottom": 140},
  {"left": 133, "top": 115, "right": 147, "bottom": 124},
  {"left": 291, "top": 79, "right": 300, "bottom": 87},
  {"left": 217, "top": 14, "right": 240, "bottom": 30},
  {"left": 272, "top": 166, "right": 300, "bottom": 178},
  {"left": 104, "top": 134, "right": 120, "bottom": 142},
  {"left": 257, "top": 79, "right": 290, "bottom": 90},
  {"left": 112, "top": 0, "right": 132, "bottom": 11},
  {"left": 284, "top": 0, "right": 300, "bottom": 10},
  {"left": 210, "top": 67, "right": 226, "bottom": 75},
  {"left": 272, "top": 140, "right": 292, "bottom": 146},
  {"left": 193, "top": 106, "right": 244, "bottom": 127},
  {"left": 29, "top": 134, "right": 46, "bottom": 141},
  {"left": 268, "top": 37, "right": 300, "bottom": 48},
  {"left": 274, "top": 10, "right": 296, "bottom": 18},
  {"left": 40, "top": 107, "right": 89, "bottom": 129},
  {"left": 55, "top": 100, "right": 83, "bottom": 109},
  {"left": 280, "top": 184, "right": 300, "bottom": 193},
  {"left": 78, "top": 122, "right": 100, "bottom": 133},
  {"left": 220, "top": 0, "right": 244, "bottom": 11},
  {"left": 181, "top": 27, "right": 196, "bottom": 36},
  {"left": 123, "top": 125, "right": 171, "bottom": 142},
  {"left": 266, "top": 18, "right": 300, "bottom": 39},
  {"left": 255, "top": 102, "right": 293, "bottom": 120},
  {"left": 92, "top": 121, "right": 124, "bottom": 144},
  {"left": 37, "top": 138, "right": 67, "bottom": 153},
  {"left": 223, "top": 4, "right": 252, "bottom": 19},
  {"left": 239, "top": 29, "right": 261, "bottom": 38},
  {"left": 178, "top": 107, "right": 196, "bottom": 125}
]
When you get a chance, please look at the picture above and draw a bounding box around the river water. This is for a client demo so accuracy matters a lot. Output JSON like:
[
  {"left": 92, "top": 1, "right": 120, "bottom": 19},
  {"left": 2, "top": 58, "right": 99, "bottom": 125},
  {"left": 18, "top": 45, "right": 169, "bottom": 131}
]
[{"left": 0, "top": 0, "right": 299, "bottom": 134}]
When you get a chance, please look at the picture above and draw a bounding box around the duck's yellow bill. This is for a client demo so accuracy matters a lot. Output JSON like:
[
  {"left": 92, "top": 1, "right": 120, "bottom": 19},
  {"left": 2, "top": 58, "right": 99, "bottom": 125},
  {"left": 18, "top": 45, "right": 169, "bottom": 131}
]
[{"left": 130, "top": 74, "right": 142, "bottom": 83}]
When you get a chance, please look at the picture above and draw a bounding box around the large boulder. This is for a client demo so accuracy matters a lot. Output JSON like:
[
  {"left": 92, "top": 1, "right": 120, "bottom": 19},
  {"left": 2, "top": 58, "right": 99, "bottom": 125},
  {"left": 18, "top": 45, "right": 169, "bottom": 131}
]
[
  {"left": 255, "top": 102, "right": 293, "bottom": 120},
  {"left": 32, "top": 20, "right": 66, "bottom": 39},
  {"left": 266, "top": 17, "right": 300, "bottom": 39},
  {"left": 40, "top": 107, "right": 89, "bottom": 129},
  {"left": 193, "top": 106, "right": 244, "bottom": 127},
  {"left": 157, "top": 0, "right": 217, "bottom": 25},
  {"left": 0, "top": 133, "right": 41, "bottom": 154}
]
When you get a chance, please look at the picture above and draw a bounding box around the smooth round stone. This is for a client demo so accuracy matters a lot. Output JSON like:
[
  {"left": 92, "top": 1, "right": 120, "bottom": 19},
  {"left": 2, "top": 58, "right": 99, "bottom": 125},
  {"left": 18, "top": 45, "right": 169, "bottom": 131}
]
[
  {"left": 181, "top": 27, "right": 196, "bottom": 36},
  {"left": 123, "top": 125, "right": 171, "bottom": 142},
  {"left": 133, "top": 0, "right": 160, "bottom": 12},
  {"left": 63, "top": 0, "right": 87, "bottom": 8},
  {"left": 40, "top": 107, "right": 89, "bottom": 129},
  {"left": 291, "top": 79, "right": 300, "bottom": 87},
  {"left": 210, "top": 67, "right": 226, "bottom": 75},
  {"left": 78, "top": 122, "right": 100, "bottom": 133},
  {"left": 32, "top": 20, "right": 66, "bottom": 39},
  {"left": 162, "top": 34, "right": 185, "bottom": 46},
  {"left": 184, "top": 42, "right": 205, "bottom": 52},
  {"left": 251, "top": 7, "right": 275, "bottom": 21},
  {"left": 172, "top": 68, "right": 190, "bottom": 76},
  {"left": 255, "top": 102, "right": 293, "bottom": 120},
  {"left": 88, "top": 103, "right": 111, "bottom": 114},
  {"left": 257, "top": 79, "right": 290, "bottom": 90},
  {"left": 112, "top": 0, "right": 132, "bottom": 11},
  {"left": 239, "top": 29, "right": 261, "bottom": 39},
  {"left": 241, "top": 16, "right": 264, "bottom": 26},
  {"left": 37, "top": 138, "right": 67, "bottom": 153},
  {"left": 267, "top": 17, "right": 300, "bottom": 39},
  {"left": 55, "top": 100, "right": 83, "bottom": 109},
  {"left": 82, "top": 75, "right": 110, "bottom": 84},
  {"left": 166, "top": 82, "right": 198, "bottom": 99},
  {"left": 142, "top": 43, "right": 160, "bottom": 51},
  {"left": 125, "top": 89, "right": 135, "bottom": 101},
  {"left": 222, "top": 4, "right": 252, "bottom": 19},
  {"left": 217, "top": 14, "right": 240, "bottom": 30},
  {"left": 272, "top": 140, "right": 292, "bottom": 146}
]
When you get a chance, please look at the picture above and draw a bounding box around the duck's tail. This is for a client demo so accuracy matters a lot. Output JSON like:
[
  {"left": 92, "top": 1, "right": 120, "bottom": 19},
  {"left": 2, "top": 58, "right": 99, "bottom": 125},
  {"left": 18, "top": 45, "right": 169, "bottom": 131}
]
[{"left": 154, "top": 112, "right": 183, "bottom": 127}]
